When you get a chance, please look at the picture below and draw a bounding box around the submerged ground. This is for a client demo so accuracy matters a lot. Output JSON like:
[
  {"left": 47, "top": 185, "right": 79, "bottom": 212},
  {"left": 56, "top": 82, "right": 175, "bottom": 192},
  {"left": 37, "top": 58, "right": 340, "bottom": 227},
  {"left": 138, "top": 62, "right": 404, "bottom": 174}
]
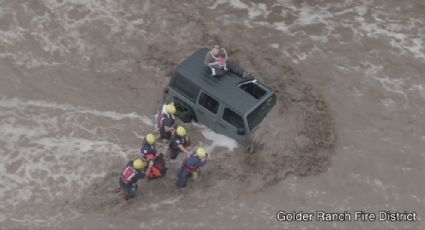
[{"left": 0, "top": 0, "right": 424, "bottom": 229}]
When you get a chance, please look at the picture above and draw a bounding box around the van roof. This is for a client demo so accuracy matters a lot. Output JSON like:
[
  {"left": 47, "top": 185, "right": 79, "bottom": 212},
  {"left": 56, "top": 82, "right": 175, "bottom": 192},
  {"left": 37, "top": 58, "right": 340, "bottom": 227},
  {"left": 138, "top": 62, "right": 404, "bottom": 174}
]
[{"left": 174, "top": 48, "right": 274, "bottom": 115}]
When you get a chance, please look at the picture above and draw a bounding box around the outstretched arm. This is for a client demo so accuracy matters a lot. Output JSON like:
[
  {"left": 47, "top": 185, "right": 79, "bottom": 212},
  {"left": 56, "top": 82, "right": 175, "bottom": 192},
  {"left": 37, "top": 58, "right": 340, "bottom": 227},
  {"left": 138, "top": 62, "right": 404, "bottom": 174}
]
[
  {"left": 146, "top": 161, "right": 154, "bottom": 175},
  {"left": 140, "top": 138, "right": 145, "bottom": 148},
  {"left": 205, "top": 51, "right": 220, "bottom": 67},
  {"left": 178, "top": 144, "right": 190, "bottom": 154},
  {"left": 164, "top": 125, "right": 175, "bottom": 133},
  {"left": 208, "top": 61, "right": 221, "bottom": 67},
  {"left": 222, "top": 48, "right": 228, "bottom": 59}
]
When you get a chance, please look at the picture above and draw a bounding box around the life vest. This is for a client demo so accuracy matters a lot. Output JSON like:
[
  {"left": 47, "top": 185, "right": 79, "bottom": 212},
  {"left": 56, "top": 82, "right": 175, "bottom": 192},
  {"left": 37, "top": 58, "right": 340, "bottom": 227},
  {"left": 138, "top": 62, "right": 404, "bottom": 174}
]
[
  {"left": 148, "top": 157, "right": 167, "bottom": 179},
  {"left": 121, "top": 166, "right": 137, "bottom": 184},
  {"left": 182, "top": 137, "right": 190, "bottom": 148},
  {"left": 185, "top": 165, "right": 197, "bottom": 173},
  {"left": 140, "top": 140, "right": 156, "bottom": 158},
  {"left": 183, "top": 155, "right": 198, "bottom": 173},
  {"left": 148, "top": 166, "right": 163, "bottom": 179}
]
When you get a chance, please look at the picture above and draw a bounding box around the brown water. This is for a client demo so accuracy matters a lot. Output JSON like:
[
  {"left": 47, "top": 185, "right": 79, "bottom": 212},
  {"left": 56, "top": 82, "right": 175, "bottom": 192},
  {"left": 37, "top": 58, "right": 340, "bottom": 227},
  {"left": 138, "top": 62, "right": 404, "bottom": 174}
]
[{"left": 0, "top": 0, "right": 424, "bottom": 229}]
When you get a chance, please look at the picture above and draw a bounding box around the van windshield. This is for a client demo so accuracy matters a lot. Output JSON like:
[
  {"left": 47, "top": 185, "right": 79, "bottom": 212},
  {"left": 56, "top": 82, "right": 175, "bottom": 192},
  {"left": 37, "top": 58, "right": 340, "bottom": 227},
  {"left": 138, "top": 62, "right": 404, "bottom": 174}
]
[{"left": 247, "top": 94, "right": 277, "bottom": 131}]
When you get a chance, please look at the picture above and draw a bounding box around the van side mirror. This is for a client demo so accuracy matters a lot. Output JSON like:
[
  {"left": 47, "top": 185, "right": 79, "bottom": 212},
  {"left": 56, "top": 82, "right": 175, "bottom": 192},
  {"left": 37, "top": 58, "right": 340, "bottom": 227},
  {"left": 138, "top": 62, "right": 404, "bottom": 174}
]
[{"left": 237, "top": 128, "right": 245, "bottom": 135}]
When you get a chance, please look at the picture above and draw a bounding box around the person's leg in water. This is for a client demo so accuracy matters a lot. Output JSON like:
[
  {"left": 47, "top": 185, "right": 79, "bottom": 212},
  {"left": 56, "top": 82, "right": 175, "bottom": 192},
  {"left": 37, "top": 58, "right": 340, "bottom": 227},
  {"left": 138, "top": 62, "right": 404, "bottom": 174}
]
[
  {"left": 119, "top": 178, "right": 139, "bottom": 200},
  {"left": 169, "top": 147, "right": 180, "bottom": 160},
  {"left": 126, "top": 184, "right": 138, "bottom": 200},
  {"left": 176, "top": 166, "right": 191, "bottom": 188}
]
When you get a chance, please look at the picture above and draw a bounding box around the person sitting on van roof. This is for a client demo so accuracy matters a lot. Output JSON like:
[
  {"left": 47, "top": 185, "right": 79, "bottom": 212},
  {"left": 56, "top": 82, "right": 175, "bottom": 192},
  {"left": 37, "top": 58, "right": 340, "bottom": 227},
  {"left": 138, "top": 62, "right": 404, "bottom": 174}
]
[
  {"left": 204, "top": 45, "right": 224, "bottom": 76},
  {"left": 204, "top": 45, "right": 248, "bottom": 78}
]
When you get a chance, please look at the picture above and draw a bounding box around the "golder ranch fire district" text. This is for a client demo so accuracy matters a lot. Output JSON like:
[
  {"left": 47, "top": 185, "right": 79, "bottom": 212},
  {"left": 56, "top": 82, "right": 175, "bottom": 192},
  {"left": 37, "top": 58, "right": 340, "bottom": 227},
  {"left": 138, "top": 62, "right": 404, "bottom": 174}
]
[{"left": 276, "top": 211, "right": 417, "bottom": 222}]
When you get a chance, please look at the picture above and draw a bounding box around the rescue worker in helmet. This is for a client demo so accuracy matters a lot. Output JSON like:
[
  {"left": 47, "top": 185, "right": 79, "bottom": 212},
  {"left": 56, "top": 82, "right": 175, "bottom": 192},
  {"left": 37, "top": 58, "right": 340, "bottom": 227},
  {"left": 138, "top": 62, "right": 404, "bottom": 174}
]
[
  {"left": 169, "top": 126, "right": 191, "bottom": 160},
  {"left": 176, "top": 147, "right": 208, "bottom": 188},
  {"left": 140, "top": 133, "right": 157, "bottom": 174},
  {"left": 119, "top": 158, "right": 147, "bottom": 200},
  {"left": 155, "top": 99, "right": 173, "bottom": 130},
  {"left": 160, "top": 104, "right": 176, "bottom": 140},
  {"left": 141, "top": 133, "right": 157, "bottom": 160}
]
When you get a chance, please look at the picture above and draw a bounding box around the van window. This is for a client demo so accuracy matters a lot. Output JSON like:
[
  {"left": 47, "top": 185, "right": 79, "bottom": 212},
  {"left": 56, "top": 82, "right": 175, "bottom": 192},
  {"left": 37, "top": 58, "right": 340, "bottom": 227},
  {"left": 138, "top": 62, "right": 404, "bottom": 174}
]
[
  {"left": 171, "top": 74, "right": 199, "bottom": 101},
  {"left": 247, "top": 94, "right": 277, "bottom": 131},
  {"left": 198, "top": 93, "right": 219, "bottom": 114},
  {"left": 223, "top": 108, "right": 244, "bottom": 129}
]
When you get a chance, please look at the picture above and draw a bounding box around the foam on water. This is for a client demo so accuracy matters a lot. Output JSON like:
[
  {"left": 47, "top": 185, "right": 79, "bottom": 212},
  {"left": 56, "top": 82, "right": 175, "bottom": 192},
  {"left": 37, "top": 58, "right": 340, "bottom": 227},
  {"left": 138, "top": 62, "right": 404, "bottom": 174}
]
[
  {"left": 380, "top": 98, "right": 396, "bottom": 108},
  {"left": 409, "top": 84, "right": 425, "bottom": 101},
  {"left": 212, "top": 0, "right": 425, "bottom": 66},
  {"left": 159, "top": 195, "right": 184, "bottom": 205},
  {"left": 296, "top": 3, "right": 334, "bottom": 26},
  {"left": 269, "top": 43, "right": 279, "bottom": 49},
  {"left": 0, "top": 29, "right": 25, "bottom": 46},
  {"left": 0, "top": 96, "right": 151, "bottom": 211},
  {"left": 209, "top": 1, "right": 269, "bottom": 21},
  {"left": 247, "top": 3, "right": 269, "bottom": 19},
  {"left": 228, "top": 0, "right": 249, "bottom": 9},
  {"left": 0, "top": 97, "right": 152, "bottom": 125},
  {"left": 0, "top": 0, "right": 152, "bottom": 70},
  {"left": 199, "top": 125, "right": 239, "bottom": 153},
  {"left": 371, "top": 76, "right": 406, "bottom": 96},
  {"left": 361, "top": 63, "right": 408, "bottom": 100}
]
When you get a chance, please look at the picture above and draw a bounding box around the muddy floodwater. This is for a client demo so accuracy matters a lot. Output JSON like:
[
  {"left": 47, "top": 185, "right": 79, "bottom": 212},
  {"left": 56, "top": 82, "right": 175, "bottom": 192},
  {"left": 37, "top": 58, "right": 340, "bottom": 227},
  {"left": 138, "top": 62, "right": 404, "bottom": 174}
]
[{"left": 0, "top": 0, "right": 424, "bottom": 229}]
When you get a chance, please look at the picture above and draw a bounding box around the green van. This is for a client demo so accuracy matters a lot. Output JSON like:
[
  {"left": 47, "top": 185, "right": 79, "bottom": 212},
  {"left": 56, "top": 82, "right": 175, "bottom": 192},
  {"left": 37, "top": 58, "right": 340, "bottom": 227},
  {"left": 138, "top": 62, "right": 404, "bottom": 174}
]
[{"left": 164, "top": 48, "right": 276, "bottom": 144}]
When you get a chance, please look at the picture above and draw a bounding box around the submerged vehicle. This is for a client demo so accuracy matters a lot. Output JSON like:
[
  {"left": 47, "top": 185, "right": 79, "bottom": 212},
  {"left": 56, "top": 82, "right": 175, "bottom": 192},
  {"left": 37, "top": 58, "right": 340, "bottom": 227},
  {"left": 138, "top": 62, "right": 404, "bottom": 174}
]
[{"left": 164, "top": 48, "right": 276, "bottom": 143}]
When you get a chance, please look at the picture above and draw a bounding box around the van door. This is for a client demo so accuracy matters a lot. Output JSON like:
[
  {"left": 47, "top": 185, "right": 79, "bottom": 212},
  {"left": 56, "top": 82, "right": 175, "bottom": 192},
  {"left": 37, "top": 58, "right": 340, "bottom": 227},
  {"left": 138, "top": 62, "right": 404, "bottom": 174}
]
[
  {"left": 215, "top": 107, "right": 247, "bottom": 143},
  {"left": 195, "top": 91, "right": 219, "bottom": 130}
]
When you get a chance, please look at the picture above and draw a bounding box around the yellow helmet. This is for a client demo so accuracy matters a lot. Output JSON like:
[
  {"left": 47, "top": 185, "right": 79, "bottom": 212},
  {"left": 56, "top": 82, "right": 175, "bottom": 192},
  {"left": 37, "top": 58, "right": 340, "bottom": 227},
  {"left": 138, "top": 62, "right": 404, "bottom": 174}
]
[
  {"left": 176, "top": 126, "right": 186, "bottom": 137},
  {"left": 146, "top": 133, "right": 156, "bottom": 145},
  {"left": 196, "top": 148, "right": 207, "bottom": 158},
  {"left": 133, "top": 159, "right": 146, "bottom": 170},
  {"left": 166, "top": 104, "right": 176, "bottom": 114}
]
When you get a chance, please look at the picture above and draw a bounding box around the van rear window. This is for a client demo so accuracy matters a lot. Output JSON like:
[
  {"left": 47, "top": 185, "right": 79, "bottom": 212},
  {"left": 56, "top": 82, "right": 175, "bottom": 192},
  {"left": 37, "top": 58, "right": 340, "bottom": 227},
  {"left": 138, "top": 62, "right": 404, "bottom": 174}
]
[
  {"left": 239, "top": 80, "right": 267, "bottom": 99},
  {"left": 171, "top": 74, "right": 199, "bottom": 101},
  {"left": 247, "top": 94, "right": 277, "bottom": 131}
]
